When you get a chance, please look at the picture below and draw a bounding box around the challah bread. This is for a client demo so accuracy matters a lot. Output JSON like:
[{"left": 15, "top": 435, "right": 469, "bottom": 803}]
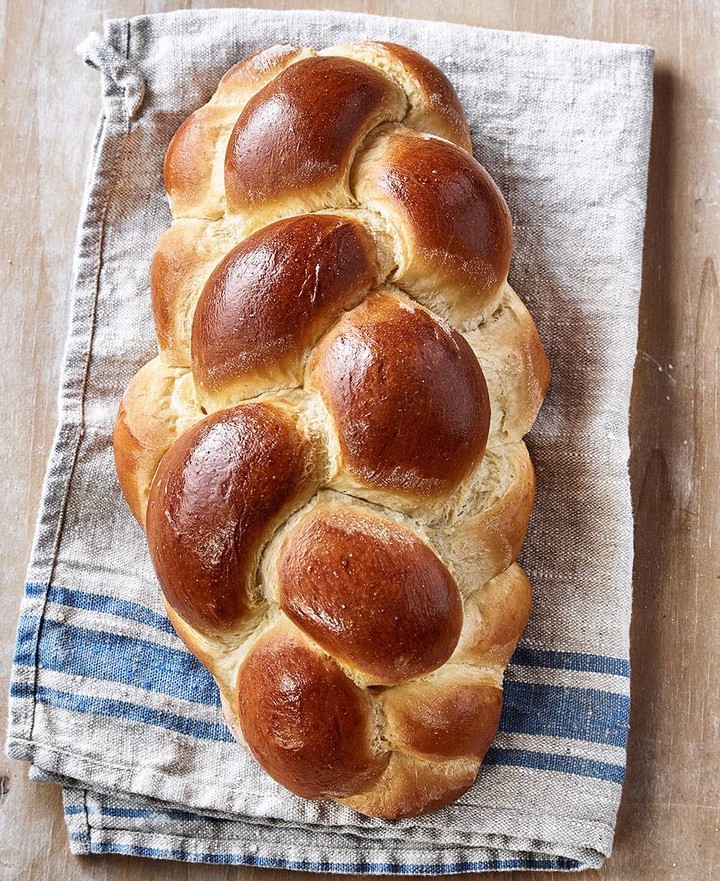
[{"left": 114, "top": 41, "right": 550, "bottom": 818}]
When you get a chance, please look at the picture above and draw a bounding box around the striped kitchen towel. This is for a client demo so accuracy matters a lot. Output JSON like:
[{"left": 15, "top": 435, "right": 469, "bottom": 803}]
[{"left": 6, "top": 7, "right": 654, "bottom": 873}]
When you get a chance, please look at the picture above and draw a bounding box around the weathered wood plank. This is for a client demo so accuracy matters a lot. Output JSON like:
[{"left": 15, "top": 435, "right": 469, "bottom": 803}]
[{"left": 1, "top": 1, "right": 717, "bottom": 879}]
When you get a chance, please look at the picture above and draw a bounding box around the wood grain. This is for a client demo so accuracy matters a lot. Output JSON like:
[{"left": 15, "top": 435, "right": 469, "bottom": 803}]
[{"left": 1, "top": 1, "right": 718, "bottom": 880}]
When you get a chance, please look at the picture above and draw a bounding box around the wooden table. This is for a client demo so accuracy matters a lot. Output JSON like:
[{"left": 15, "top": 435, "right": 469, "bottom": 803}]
[{"left": 1, "top": 1, "right": 718, "bottom": 879}]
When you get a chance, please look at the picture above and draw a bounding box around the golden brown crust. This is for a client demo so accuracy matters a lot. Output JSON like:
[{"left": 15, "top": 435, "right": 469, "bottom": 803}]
[
  {"left": 214, "top": 44, "right": 312, "bottom": 103},
  {"left": 225, "top": 55, "right": 407, "bottom": 221},
  {"left": 115, "top": 42, "right": 550, "bottom": 819},
  {"left": 353, "top": 129, "right": 513, "bottom": 323},
  {"left": 113, "top": 357, "right": 201, "bottom": 528},
  {"left": 165, "top": 45, "right": 315, "bottom": 218},
  {"left": 309, "top": 291, "right": 490, "bottom": 499},
  {"left": 113, "top": 397, "right": 160, "bottom": 529},
  {"left": 164, "top": 106, "right": 239, "bottom": 219},
  {"left": 372, "top": 41, "right": 472, "bottom": 149},
  {"left": 146, "top": 403, "right": 318, "bottom": 634},
  {"left": 236, "top": 622, "right": 389, "bottom": 799},
  {"left": 277, "top": 505, "right": 463, "bottom": 685},
  {"left": 322, "top": 41, "right": 472, "bottom": 151},
  {"left": 431, "top": 442, "right": 536, "bottom": 590},
  {"left": 382, "top": 672, "right": 503, "bottom": 761},
  {"left": 468, "top": 284, "right": 551, "bottom": 441},
  {"left": 454, "top": 564, "right": 533, "bottom": 667},
  {"left": 151, "top": 219, "right": 236, "bottom": 364},
  {"left": 338, "top": 751, "right": 479, "bottom": 819},
  {"left": 192, "top": 214, "right": 379, "bottom": 408}
]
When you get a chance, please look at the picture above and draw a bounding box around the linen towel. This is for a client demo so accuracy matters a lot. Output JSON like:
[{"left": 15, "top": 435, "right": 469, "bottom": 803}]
[{"left": 6, "top": 7, "right": 654, "bottom": 873}]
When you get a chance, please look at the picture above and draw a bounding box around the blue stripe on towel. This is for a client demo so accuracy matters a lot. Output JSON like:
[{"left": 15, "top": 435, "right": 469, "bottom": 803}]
[
  {"left": 47, "top": 584, "right": 175, "bottom": 634},
  {"left": 24, "top": 583, "right": 46, "bottom": 599},
  {"left": 12, "top": 610, "right": 40, "bottom": 667},
  {"left": 29, "top": 614, "right": 629, "bottom": 746},
  {"left": 15, "top": 676, "right": 623, "bottom": 784},
  {"left": 35, "top": 618, "right": 219, "bottom": 706},
  {"left": 11, "top": 681, "right": 233, "bottom": 743},
  {"left": 512, "top": 645, "right": 629, "bottom": 677},
  {"left": 82, "top": 841, "right": 582, "bottom": 872},
  {"left": 27, "top": 580, "right": 631, "bottom": 678},
  {"left": 484, "top": 746, "right": 625, "bottom": 784},
  {"left": 89, "top": 805, "right": 211, "bottom": 822},
  {"left": 500, "top": 680, "right": 629, "bottom": 747}
]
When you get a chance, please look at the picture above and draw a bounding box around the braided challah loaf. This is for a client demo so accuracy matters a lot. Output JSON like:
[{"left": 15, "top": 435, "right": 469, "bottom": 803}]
[{"left": 114, "top": 41, "right": 550, "bottom": 818}]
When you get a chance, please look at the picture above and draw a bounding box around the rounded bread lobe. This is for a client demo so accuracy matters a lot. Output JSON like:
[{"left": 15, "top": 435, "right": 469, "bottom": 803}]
[
  {"left": 151, "top": 218, "right": 235, "bottom": 364},
  {"left": 114, "top": 360, "right": 186, "bottom": 528},
  {"left": 467, "top": 284, "right": 551, "bottom": 441},
  {"left": 192, "top": 214, "right": 379, "bottom": 408},
  {"left": 434, "top": 442, "right": 535, "bottom": 589},
  {"left": 164, "top": 44, "right": 314, "bottom": 218},
  {"left": 213, "top": 44, "right": 312, "bottom": 104},
  {"left": 277, "top": 505, "right": 463, "bottom": 685},
  {"left": 224, "top": 55, "right": 407, "bottom": 220},
  {"left": 376, "top": 41, "right": 471, "bottom": 148},
  {"left": 236, "top": 622, "right": 389, "bottom": 799},
  {"left": 382, "top": 671, "right": 503, "bottom": 762},
  {"left": 146, "top": 402, "right": 317, "bottom": 634},
  {"left": 309, "top": 290, "right": 491, "bottom": 498},
  {"left": 353, "top": 129, "right": 513, "bottom": 321},
  {"left": 453, "top": 564, "right": 533, "bottom": 667},
  {"left": 338, "top": 751, "right": 478, "bottom": 819},
  {"left": 322, "top": 41, "right": 472, "bottom": 151},
  {"left": 113, "top": 358, "right": 202, "bottom": 528},
  {"left": 164, "top": 106, "right": 239, "bottom": 219}
]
